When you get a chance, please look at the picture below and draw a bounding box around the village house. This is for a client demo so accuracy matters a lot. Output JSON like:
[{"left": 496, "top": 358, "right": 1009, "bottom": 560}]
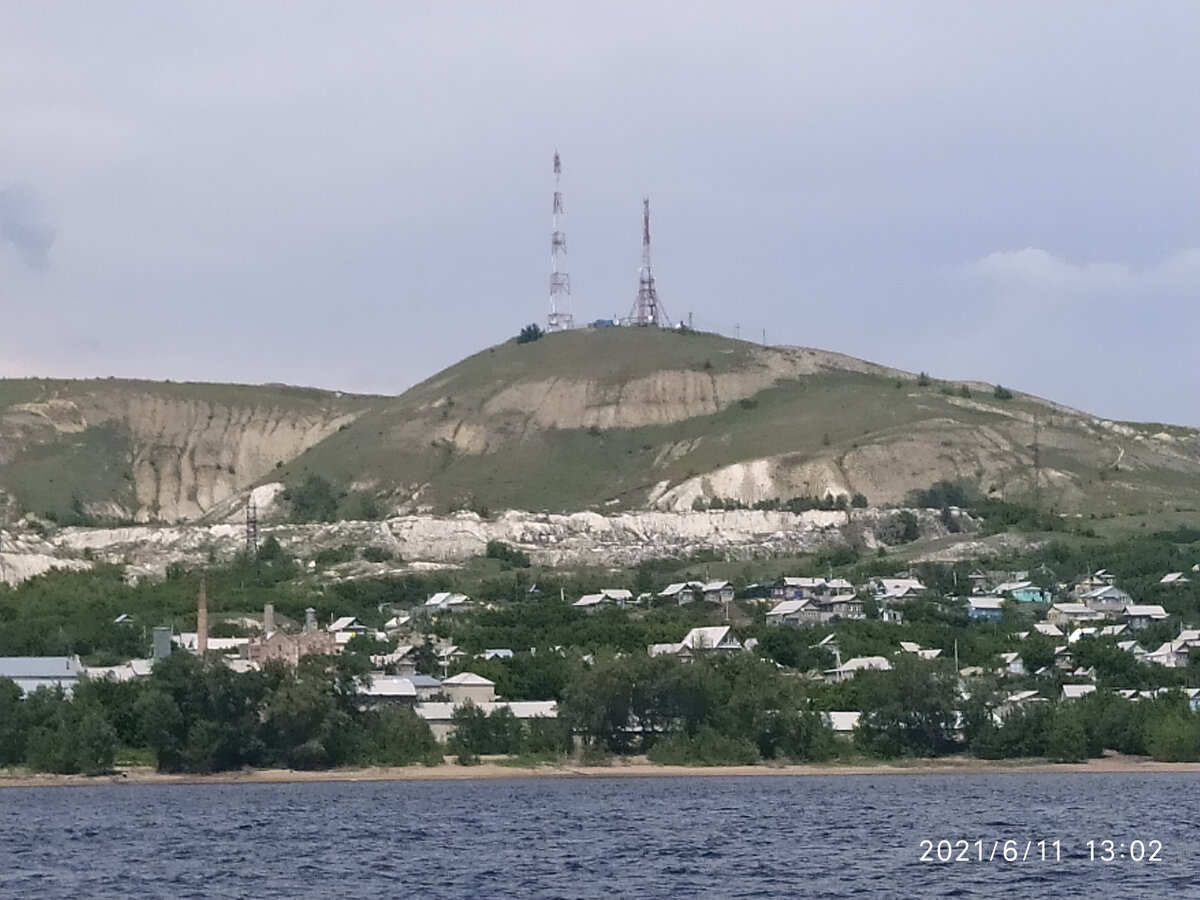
[
  {"left": 997, "top": 652, "right": 1026, "bottom": 676},
  {"left": 824, "top": 656, "right": 891, "bottom": 684},
  {"left": 573, "top": 588, "right": 634, "bottom": 612},
  {"left": 771, "top": 577, "right": 827, "bottom": 601},
  {"left": 765, "top": 598, "right": 834, "bottom": 627},
  {"left": 701, "top": 581, "right": 735, "bottom": 604},
  {"left": 423, "top": 592, "right": 474, "bottom": 614},
  {"left": 358, "top": 674, "right": 418, "bottom": 708},
  {"left": 0, "top": 655, "right": 83, "bottom": 696},
  {"left": 1159, "top": 572, "right": 1191, "bottom": 585},
  {"left": 1047, "top": 602, "right": 1106, "bottom": 627},
  {"left": 997, "top": 689, "right": 1048, "bottom": 720},
  {"left": 441, "top": 672, "right": 496, "bottom": 705},
  {"left": 1074, "top": 569, "right": 1116, "bottom": 596},
  {"left": 1144, "top": 630, "right": 1200, "bottom": 668},
  {"left": 898, "top": 642, "right": 942, "bottom": 660},
  {"left": 824, "top": 594, "right": 865, "bottom": 620},
  {"left": 657, "top": 582, "right": 704, "bottom": 605},
  {"left": 994, "top": 580, "right": 1052, "bottom": 604},
  {"left": 648, "top": 626, "right": 743, "bottom": 660},
  {"left": 965, "top": 597, "right": 1004, "bottom": 622},
  {"left": 416, "top": 700, "right": 558, "bottom": 743},
  {"left": 873, "top": 578, "right": 927, "bottom": 604},
  {"left": 243, "top": 607, "right": 337, "bottom": 665},
  {"left": 1122, "top": 604, "right": 1169, "bottom": 630},
  {"left": 1080, "top": 586, "right": 1133, "bottom": 616},
  {"left": 1062, "top": 684, "right": 1097, "bottom": 701}
]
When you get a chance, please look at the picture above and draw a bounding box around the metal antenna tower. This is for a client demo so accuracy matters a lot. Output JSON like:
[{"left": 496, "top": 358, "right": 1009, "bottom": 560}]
[
  {"left": 246, "top": 493, "right": 259, "bottom": 558},
  {"left": 630, "top": 197, "right": 670, "bottom": 327},
  {"left": 546, "top": 151, "right": 574, "bottom": 332}
]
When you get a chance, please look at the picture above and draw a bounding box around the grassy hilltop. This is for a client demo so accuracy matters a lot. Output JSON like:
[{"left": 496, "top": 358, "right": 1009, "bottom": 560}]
[{"left": 2, "top": 328, "right": 1199, "bottom": 524}]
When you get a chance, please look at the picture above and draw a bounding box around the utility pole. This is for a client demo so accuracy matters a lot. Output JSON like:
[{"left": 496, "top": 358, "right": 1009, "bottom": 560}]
[
  {"left": 546, "top": 151, "right": 574, "bottom": 332},
  {"left": 1032, "top": 417, "right": 1042, "bottom": 511}
]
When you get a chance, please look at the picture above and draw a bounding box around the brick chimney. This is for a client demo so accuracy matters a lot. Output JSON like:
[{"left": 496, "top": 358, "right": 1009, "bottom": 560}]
[{"left": 197, "top": 572, "right": 208, "bottom": 655}]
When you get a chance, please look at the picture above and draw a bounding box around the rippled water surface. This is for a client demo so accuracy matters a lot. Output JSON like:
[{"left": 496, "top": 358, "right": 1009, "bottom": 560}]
[{"left": 2, "top": 773, "right": 1197, "bottom": 899}]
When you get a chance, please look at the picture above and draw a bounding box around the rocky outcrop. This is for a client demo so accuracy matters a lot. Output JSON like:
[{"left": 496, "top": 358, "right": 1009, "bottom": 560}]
[{"left": 3, "top": 507, "right": 973, "bottom": 584}]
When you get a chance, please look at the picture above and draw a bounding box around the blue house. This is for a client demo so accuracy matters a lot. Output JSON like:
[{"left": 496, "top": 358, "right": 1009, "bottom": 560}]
[{"left": 966, "top": 597, "right": 1005, "bottom": 622}]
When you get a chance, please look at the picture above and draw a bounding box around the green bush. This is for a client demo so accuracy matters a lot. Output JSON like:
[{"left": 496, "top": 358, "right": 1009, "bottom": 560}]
[
  {"left": 1146, "top": 711, "right": 1200, "bottom": 762},
  {"left": 647, "top": 727, "right": 760, "bottom": 766}
]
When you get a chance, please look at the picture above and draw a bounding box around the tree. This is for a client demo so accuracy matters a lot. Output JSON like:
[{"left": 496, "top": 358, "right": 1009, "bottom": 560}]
[
  {"left": 282, "top": 475, "right": 342, "bottom": 523},
  {"left": 854, "top": 656, "right": 958, "bottom": 757},
  {"left": 516, "top": 324, "right": 543, "bottom": 344}
]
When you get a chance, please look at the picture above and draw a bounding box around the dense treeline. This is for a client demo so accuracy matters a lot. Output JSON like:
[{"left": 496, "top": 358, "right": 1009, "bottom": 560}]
[
  {"left": 852, "top": 656, "right": 1200, "bottom": 763},
  {"left": 0, "top": 654, "right": 442, "bottom": 775},
  {"left": 560, "top": 654, "right": 836, "bottom": 765}
]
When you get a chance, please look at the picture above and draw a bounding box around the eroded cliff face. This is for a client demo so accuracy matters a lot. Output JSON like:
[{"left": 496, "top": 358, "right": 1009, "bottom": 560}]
[
  {"left": 0, "top": 387, "right": 366, "bottom": 522},
  {"left": 112, "top": 395, "right": 358, "bottom": 522}
]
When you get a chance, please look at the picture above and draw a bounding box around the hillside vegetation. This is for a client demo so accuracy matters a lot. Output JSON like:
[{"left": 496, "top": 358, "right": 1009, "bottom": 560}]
[{"left": 2, "top": 329, "right": 1198, "bottom": 525}]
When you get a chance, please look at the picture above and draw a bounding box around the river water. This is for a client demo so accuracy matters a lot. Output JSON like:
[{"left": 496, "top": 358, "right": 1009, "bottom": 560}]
[{"left": 2, "top": 773, "right": 1197, "bottom": 899}]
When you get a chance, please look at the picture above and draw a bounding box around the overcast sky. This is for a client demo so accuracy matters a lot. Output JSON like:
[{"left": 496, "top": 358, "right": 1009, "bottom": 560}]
[{"left": 2, "top": 3, "right": 1197, "bottom": 425}]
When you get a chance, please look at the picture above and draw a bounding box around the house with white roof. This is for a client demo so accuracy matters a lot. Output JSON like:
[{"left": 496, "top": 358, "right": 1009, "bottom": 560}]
[
  {"left": 898, "top": 641, "right": 943, "bottom": 660},
  {"left": 1122, "top": 605, "right": 1169, "bottom": 630},
  {"left": 648, "top": 626, "right": 743, "bottom": 660},
  {"left": 1144, "top": 630, "right": 1200, "bottom": 668},
  {"left": 1159, "top": 572, "right": 1190, "bottom": 585},
  {"left": 1047, "top": 603, "right": 1105, "bottom": 627},
  {"left": 997, "top": 652, "right": 1026, "bottom": 676},
  {"left": 658, "top": 582, "right": 704, "bottom": 605},
  {"left": 766, "top": 599, "right": 826, "bottom": 627},
  {"left": 824, "top": 656, "right": 892, "bottom": 683},
  {"left": 0, "top": 656, "right": 83, "bottom": 696},
  {"left": 441, "top": 672, "right": 496, "bottom": 705},
  {"left": 1033, "top": 622, "right": 1064, "bottom": 637},
  {"left": 1081, "top": 586, "right": 1133, "bottom": 616},
  {"left": 358, "top": 674, "right": 418, "bottom": 707},
  {"left": 874, "top": 578, "right": 927, "bottom": 602},
  {"left": 1061, "top": 684, "right": 1097, "bottom": 701},
  {"left": 966, "top": 597, "right": 1004, "bottom": 622},
  {"left": 423, "top": 592, "right": 474, "bottom": 614},
  {"left": 417, "top": 700, "right": 558, "bottom": 743},
  {"left": 573, "top": 588, "right": 634, "bottom": 611},
  {"left": 1074, "top": 569, "right": 1116, "bottom": 595},
  {"left": 772, "top": 577, "right": 827, "bottom": 600},
  {"left": 175, "top": 633, "right": 250, "bottom": 655},
  {"left": 701, "top": 581, "right": 735, "bottom": 604}
]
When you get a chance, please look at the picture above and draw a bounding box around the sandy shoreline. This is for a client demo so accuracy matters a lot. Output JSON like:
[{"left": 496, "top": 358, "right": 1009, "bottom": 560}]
[{"left": 3, "top": 754, "right": 1197, "bottom": 788}]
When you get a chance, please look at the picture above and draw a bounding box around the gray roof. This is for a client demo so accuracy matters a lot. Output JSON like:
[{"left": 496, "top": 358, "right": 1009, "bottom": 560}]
[
  {"left": 0, "top": 656, "right": 82, "bottom": 678},
  {"left": 0, "top": 656, "right": 83, "bottom": 696}
]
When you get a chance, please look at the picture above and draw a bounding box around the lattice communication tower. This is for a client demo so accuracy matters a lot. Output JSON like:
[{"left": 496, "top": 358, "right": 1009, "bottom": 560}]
[
  {"left": 546, "top": 152, "right": 574, "bottom": 332},
  {"left": 629, "top": 197, "right": 669, "bottom": 327}
]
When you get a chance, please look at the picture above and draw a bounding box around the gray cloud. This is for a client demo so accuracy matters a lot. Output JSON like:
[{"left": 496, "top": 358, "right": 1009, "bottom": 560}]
[
  {"left": 0, "top": 3, "right": 1197, "bottom": 425},
  {"left": 0, "top": 183, "right": 55, "bottom": 269}
]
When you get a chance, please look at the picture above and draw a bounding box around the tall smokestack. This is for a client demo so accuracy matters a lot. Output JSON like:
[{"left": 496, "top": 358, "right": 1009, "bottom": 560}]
[
  {"left": 263, "top": 603, "right": 275, "bottom": 635},
  {"left": 304, "top": 607, "right": 316, "bottom": 635},
  {"left": 197, "top": 572, "right": 208, "bottom": 655}
]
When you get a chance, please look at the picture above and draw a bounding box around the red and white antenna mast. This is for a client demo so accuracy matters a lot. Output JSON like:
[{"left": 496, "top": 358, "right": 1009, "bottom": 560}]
[
  {"left": 547, "top": 151, "right": 574, "bottom": 332},
  {"left": 630, "top": 197, "right": 669, "bottom": 327}
]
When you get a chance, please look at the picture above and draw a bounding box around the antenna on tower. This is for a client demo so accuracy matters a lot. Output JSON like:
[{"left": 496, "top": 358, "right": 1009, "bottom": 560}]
[
  {"left": 546, "top": 151, "right": 574, "bottom": 332},
  {"left": 630, "top": 198, "right": 670, "bottom": 327}
]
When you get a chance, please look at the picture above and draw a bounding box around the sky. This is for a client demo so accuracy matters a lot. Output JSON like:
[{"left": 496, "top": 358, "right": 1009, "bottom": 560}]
[{"left": 2, "top": 2, "right": 1197, "bottom": 425}]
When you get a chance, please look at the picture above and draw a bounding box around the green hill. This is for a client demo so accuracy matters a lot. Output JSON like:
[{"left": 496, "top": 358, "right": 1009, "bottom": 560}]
[{"left": 2, "top": 329, "right": 1198, "bottom": 525}]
